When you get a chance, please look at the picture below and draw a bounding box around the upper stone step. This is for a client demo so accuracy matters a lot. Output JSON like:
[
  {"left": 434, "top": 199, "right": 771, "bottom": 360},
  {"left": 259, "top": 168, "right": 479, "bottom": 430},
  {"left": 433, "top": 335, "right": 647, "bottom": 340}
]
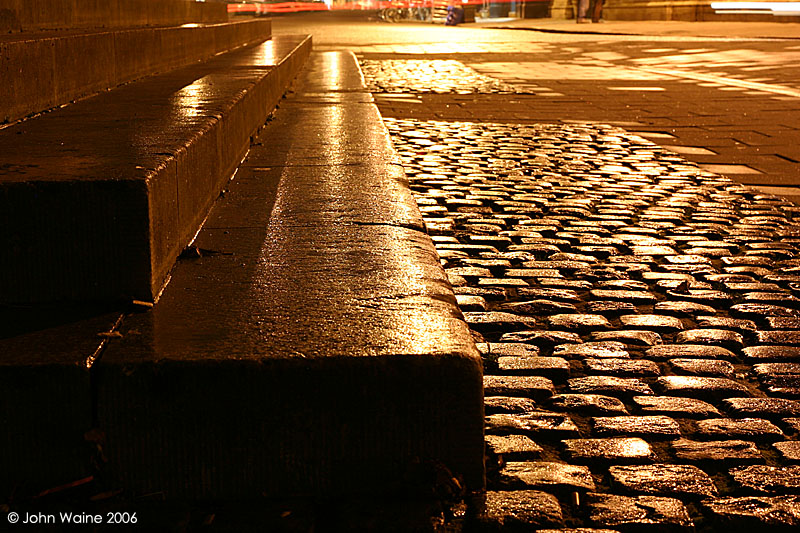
[
  {"left": 0, "top": 0, "right": 228, "bottom": 32},
  {"left": 0, "top": 34, "right": 311, "bottom": 304},
  {"left": 1, "top": 18, "right": 272, "bottom": 123}
]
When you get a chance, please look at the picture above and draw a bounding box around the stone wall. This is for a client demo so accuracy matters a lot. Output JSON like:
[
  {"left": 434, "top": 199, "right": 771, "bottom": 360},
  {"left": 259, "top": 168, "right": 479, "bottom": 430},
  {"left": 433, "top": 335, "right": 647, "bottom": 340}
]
[{"left": 0, "top": 0, "right": 227, "bottom": 32}]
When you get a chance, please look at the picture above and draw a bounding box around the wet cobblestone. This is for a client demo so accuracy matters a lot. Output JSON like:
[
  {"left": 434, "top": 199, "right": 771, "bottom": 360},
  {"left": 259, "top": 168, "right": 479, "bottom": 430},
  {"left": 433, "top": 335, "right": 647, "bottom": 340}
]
[
  {"left": 382, "top": 117, "right": 800, "bottom": 530},
  {"left": 585, "top": 493, "right": 693, "bottom": 531},
  {"left": 359, "top": 59, "right": 518, "bottom": 94}
]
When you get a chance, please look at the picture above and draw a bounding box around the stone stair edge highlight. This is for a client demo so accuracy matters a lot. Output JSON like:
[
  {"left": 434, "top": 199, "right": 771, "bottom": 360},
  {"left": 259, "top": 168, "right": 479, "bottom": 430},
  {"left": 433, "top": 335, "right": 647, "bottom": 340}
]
[{"left": 1, "top": 18, "right": 273, "bottom": 124}]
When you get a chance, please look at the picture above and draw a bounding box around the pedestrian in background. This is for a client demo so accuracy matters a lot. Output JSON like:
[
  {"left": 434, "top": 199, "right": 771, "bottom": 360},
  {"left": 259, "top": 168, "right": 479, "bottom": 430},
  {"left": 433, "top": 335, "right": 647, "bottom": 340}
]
[
  {"left": 576, "top": 0, "right": 604, "bottom": 22},
  {"left": 591, "top": 0, "right": 604, "bottom": 22},
  {"left": 576, "top": 0, "right": 590, "bottom": 22}
]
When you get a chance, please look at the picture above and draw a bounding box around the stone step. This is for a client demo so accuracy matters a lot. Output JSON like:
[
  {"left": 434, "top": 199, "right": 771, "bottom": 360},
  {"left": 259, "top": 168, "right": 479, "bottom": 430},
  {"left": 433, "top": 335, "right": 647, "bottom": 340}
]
[
  {"left": 0, "top": 33, "right": 311, "bottom": 303},
  {"left": 0, "top": 0, "right": 228, "bottom": 32},
  {"left": 93, "top": 50, "right": 484, "bottom": 500},
  {"left": 1, "top": 18, "right": 272, "bottom": 123}
]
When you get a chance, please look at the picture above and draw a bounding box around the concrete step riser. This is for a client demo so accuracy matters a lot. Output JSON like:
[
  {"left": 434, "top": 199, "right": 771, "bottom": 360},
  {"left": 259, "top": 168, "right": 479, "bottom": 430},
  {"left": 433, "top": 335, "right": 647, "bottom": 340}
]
[
  {"left": 1, "top": 19, "right": 272, "bottom": 124},
  {"left": 0, "top": 0, "right": 228, "bottom": 32},
  {"left": 97, "top": 358, "right": 483, "bottom": 499}
]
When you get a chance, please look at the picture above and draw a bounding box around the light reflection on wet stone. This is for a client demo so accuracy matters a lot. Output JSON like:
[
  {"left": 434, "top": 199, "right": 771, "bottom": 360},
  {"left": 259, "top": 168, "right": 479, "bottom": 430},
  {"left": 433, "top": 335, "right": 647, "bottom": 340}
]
[
  {"left": 694, "top": 417, "right": 785, "bottom": 441},
  {"left": 703, "top": 495, "right": 800, "bottom": 527},
  {"left": 632, "top": 396, "right": 721, "bottom": 418},
  {"left": 671, "top": 439, "right": 764, "bottom": 465},
  {"left": 475, "top": 490, "right": 564, "bottom": 529},
  {"left": 562, "top": 437, "right": 656, "bottom": 465},
  {"left": 360, "top": 59, "right": 519, "bottom": 94},
  {"left": 500, "top": 461, "right": 596, "bottom": 492},
  {"left": 609, "top": 464, "right": 718, "bottom": 498},
  {"left": 729, "top": 465, "right": 800, "bottom": 494},
  {"left": 376, "top": 116, "right": 800, "bottom": 529},
  {"left": 586, "top": 493, "right": 694, "bottom": 530}
]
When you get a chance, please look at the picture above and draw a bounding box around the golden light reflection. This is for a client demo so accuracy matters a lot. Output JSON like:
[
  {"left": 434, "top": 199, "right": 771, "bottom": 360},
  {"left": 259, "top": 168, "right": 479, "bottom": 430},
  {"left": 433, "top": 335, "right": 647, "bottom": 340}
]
[
  {"left": 250, "top": 40, "right": 277, "bottom": 66},
  {"left": 172, "top": 76, "right": 216, "bottom": 120},
  {"left": 620, "top": 438, "right": 652, "bottom": 457},
  {"left": 247, "top": 52, "right": 470, "bottom": 357}
]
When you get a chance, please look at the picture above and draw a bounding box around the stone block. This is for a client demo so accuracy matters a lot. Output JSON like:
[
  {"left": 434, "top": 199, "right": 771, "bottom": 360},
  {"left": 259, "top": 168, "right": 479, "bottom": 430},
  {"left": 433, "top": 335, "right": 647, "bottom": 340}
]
[
  {"left": 586, "top": 493, "right": 693, "bottom": 531},
  {"left": 475, "top": 490, "right": 563, "bottom": 529},
  {"left": 97, "top": 354, "right": 483, "bottom": 499},
  {"left": 0, "top": 19, "right": 272, "bottom": 124},
  {"left": 91, "top": 50, "right": 484, "bottom": 500},
  {"left": 0, "top": 37, "right": 56, "bottom": 122},
  {"left": 52, "top": 31, "right": 115, "bottom": 101},
  {"left": 703, "top": 495, "right": 800, "bottom": 528},
  {"left": 1, "top": 0, "right": 228, "bottom": 31},
  {"left": 609, "top": 464, "right": 717, "bottom": 498},
  {"left": 0, "top": 311, "right": 119, "bottom": 497},
  {"left": 500, "top": 462, "right": 596, "bottom": 493},
  {"left": 0, "top": 34, "right": 310, "bottom": 303}
]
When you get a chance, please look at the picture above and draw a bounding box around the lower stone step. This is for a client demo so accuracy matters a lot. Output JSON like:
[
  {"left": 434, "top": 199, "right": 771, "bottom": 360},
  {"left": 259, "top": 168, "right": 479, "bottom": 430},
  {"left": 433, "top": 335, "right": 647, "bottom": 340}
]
[{"left": 94, "top": 50, "right": 484, "bottom": 500}]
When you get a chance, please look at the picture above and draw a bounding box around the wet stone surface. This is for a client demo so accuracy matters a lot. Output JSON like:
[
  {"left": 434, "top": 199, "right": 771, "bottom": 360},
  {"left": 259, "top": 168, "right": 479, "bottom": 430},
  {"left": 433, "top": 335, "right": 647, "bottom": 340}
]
[
  {"left": 499, "top": 462, "right": 596, "bottom": 493},
  {"left": 484, "top": 375, "right": 555, "bottom": 400},
  {"left": 377, "top": 117, "right": 800, "bottom": 530},
  {"left": 585, "top": 493, "right": 694, "bottom": 531},
  {"left": 723, "top": 397, "right": 800, "bottom": 418},
  {"left": 655, "top": 376, "right": 750, "bottom": 400},
  {"left": 360, "top": 59, "right": 519, "bottom": 94},
  {"left": 555, "top": 342, "right": 629, "bottom": 359},
  {"left": 592, "top": 415, "right": 681, "bottom": 440},
  {"left": 676, "top": 329, "right": 745, "bottom": 350},
  {"left": 669, "top": 358, "right": 735, "bottom": 377},
  {"left": 744, "top": 346, "right": 800, "bottom": 362},
  {"left": 774, "top": 441, "right": 800, "bottom": 462},
  {"left": 632, "top": 396, "right": 721, "bottom": 418},
  {"left": 475, "top": 490, "right": 564, "bottom": 529},
  {"left": 496, "top": 356, "right": 570, "bottom": 379},
  {"left": 609, "top": 464, "right": 718, "bottom": 498},
  {"left": 486, "top": 412, "right": 579, "bottom": 438},
  {"left": 619, "top": 314, "right": 685, "bottom": 332},
  {"left": 484, "top": 396, "right": 540, "bottom": 415},
  {"left": 703, "top": 495, "right": 800, "bottom": 528},
  {"left": 694, "top": 418, "right": 785, "bottom": 441},
  {"left": 729, "top": 465, "right": 800, "bottom": 494},
  {"left": 645, "top": 344, "right": 736, "bottom": 360},
  {"left": 671, "top": 439, "right": 764, "bottom": 465},
  {"left": 568, "top": 376, "right": 654, "bottom": 398},
  {"left": 584, "top": 358, "right": 660, "bottom": 377},
  {"left": 548, "top": 394, "right": 629, "bottom": 416},
  {"left": 485, "top": 435, "right": 544, "bottom": 460},
  {"left": 562, "top": 437, "right": 657, "bottom": 465}
]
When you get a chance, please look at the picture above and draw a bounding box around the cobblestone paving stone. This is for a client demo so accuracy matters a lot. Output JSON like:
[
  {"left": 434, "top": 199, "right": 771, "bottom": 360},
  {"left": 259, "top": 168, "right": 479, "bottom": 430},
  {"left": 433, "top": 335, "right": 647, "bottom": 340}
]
[
  {"left": 354, "top": 54, "right": 800, "bottom": 529},
  {"left": 380, "top": 115, "right": 800, "bottom": 530}
]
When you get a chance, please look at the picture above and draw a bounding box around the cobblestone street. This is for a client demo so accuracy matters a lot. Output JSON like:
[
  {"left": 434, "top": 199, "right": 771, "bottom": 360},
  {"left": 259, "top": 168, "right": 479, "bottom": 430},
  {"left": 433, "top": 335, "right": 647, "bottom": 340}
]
[
  {"left": 5, "top": 10, "right": 800, "bottom": 531},
  {"left": 363, "top": 61, "right": 800, "bottom": 530}
]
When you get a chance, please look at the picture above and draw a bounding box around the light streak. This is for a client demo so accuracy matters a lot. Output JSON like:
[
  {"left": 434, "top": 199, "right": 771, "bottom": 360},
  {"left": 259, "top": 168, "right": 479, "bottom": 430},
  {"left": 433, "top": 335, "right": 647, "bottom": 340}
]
[{"left": 711, "top": 2, "right": 800, "bottom": 15}]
